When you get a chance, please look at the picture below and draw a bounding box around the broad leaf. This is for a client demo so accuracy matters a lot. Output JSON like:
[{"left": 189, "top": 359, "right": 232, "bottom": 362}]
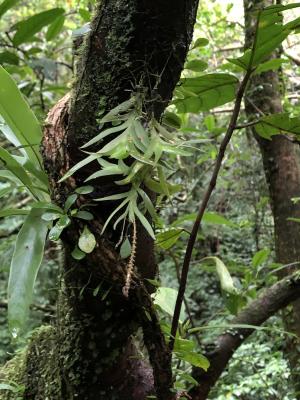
[
  {"left": 185, "top": 59, "right": 208, "bottom": 72},
  {"left": 8, "top": 208, "right": 48, "bottom": 336},
  {"left": 174, "top": 74, "right": 238, "bottom": 113},
  {"left": 13, "top": 8, "right": 65, "bottom": 46},
  {"left": 255, "top": 113, "right": 300, "bottom": 139}
]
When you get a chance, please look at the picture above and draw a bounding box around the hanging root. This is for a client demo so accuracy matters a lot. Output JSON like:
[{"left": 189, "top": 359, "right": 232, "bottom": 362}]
[{"left": 122, "top": 220, "right": 137, "bottom": 297}]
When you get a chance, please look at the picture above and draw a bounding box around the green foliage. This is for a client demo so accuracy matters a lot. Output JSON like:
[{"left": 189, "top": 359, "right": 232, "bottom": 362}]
[
  {"left": 8, "top": 208, "right": 48, "bottom": 337},
  {"left": 174, "top": 73, "right": 239, "bottom": 113},
  {"left": 12, "top": 8, "right": 65, "bottom": 46}
]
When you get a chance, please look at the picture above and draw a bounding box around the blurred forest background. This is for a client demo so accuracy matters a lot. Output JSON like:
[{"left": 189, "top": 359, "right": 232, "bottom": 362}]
[{"left": 0, "top": 0, "right": 300, "bottom": 399}]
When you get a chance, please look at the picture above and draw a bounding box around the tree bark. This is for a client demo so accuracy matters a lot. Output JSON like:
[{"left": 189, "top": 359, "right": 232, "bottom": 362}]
[
  {"left": 1, "top": 1, "right": 199, "bottom": 400},
  {"left": 244, "top": 0, "right": 300, "bottom": 395}
]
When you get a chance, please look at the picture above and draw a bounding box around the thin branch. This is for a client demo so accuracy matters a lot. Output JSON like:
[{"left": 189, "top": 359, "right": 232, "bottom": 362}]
[
  {"left": 169, "top": 68, "right": 253, "bottom": 352},
  {"left": 190, "top": 271, "right": 300, "bottom": 400},
  {"left": 234, "top": 120, "right": 259, "bottom": 130}
]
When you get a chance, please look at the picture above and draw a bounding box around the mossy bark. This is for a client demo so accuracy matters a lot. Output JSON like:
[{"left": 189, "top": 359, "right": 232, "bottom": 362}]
[
  {"left": 1, "top": 1, "right": 199, "bottom": 399},
  {"left": 244, "top": 0, "right": 300, "bottom": 395}
]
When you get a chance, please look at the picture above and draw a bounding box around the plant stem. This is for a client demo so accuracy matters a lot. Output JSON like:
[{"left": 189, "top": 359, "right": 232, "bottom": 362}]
[{"left": 169, "top": 69, "right": 252, "bottom": 351}]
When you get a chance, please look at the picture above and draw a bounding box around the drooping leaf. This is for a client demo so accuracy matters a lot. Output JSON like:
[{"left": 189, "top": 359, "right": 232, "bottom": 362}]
[
  {"left": 13, "top": 8, "right": 65, "bottom": 46},
  {"left": 0, "top": 66, "right": 42, "bottom": 166},
  {"left": 174, "top": 74, "right": 239, "bottom": 113},
  {"left": 120, "top": 237, "right": 131, "bottom": 259},
  {"left": 78, "top": 225, "right": 96, "bottom": 254},
  {"left": 202, "top": 257, "right": 238, "bottom": 294},
  {"left": 0, "top": 147, "right": 38, "bottom": 198},
  {"left": 8, "top": 208, "right": 48, "bottom": 336}
]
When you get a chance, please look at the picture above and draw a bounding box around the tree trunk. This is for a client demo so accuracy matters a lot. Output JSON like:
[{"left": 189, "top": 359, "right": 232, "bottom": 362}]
[
  {"left": 0, "top": 1, "right": 199, "bottom": 399},
  {"left": 244, "top": 0, "right": 300, "bottom": 395}
]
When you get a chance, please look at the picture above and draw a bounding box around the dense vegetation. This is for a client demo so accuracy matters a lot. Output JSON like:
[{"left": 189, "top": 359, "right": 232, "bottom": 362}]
[{"left": 0, "top": 0, "right": 300, "bottom": 399}]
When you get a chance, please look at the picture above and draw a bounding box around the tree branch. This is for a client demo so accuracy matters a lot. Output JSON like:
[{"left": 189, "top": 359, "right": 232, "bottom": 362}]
[{"left": 190, "top": 271, "right": 300, "bottom": 400}]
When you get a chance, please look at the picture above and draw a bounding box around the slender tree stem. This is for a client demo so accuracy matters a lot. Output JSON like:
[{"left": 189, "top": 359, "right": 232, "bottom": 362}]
[{"left": 169, "top": 69, "right": 252, "bottom": 351}]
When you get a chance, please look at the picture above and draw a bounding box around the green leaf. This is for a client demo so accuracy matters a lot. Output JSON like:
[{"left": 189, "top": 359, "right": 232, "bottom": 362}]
[
  {"left": 0, "top": 147, "right": 37, "bottom": 198},
  {"left": 185, "top": 59, "right": 208, "bottom": 72},
  {"left": 0, "top": 208, "right": 29, "bottom": 218},
  {"left": 156, "top": 228, "right": 183, "bottom": 250},
  {"left": 64, "top": 193, "right": 77, "bottom": 212},
  {"left": 8, "top": 208, "right": 48, "bottom": 336},
  {"left": 46, "top": 15, "right": 65, "bottom": 41},
  {"left": 134, "top": 206, "right": 155, "bottom": 239},
  {"left": 192, "top": 37, "right": 209, "bottom": 49},
  {"left": 252, "top": 248, "right": 270, "bottom": 268},
  {"left": 74, "top": 211, "right": 93, "bottom": 221},
  {"left": 255, "top": 113, "right": 300, "bottom": 139},
  {"left": 0, "top": 66, "right": 42, "bottom": 166},
  {"left": 0, "top": 0, "right": 20, "bottom": 18},
  {"left": 71, "top": 246, "right": 86, "bottom": 260},
  {"left": 13, "top": 8, "right": 65, "bottom": 46},
  {"left": 152, "top": 287, "right": 186, "bottom": 322},
  {"left": 59, "top": 153, "right": 99, "bottom": 181},
  {"left": 100, "top": 97, "right": 135, "bottom": 123},
  {"left": 204, "top": 115, "right": 215, "bottom": 131},
  {"left": 0, "top": 51, "right": 19, "bottom": 65},
  {"left": 78, "top": 225, "right": 96, "bottom": 254},
  {"left": 120, "top": 238, "right": 131, "bottom": 259},
  {"left": 162, "top": 111, "right": 182, "bottom": 129},
  {"left": 48, "top": 215, "right": 70, "bottom": 241},
  {"left": 229, "top": 7, "right": 300, "bottom": 70},
  {"left": 202, "top": 256, "right": 238, "bottom": 294},
  {"left": 174, "top": 74, "right": 238, "bottom": 113},
  {"left": 79, "top": 8, "right": 91, "bottom": 22},
  {"left": 254, "top": 58, "right": 286, "bottom": 74},
  {"left": 41, "top": 212, "right": 61, "bottom": 221},
  {"left": 75, "top": 185, "right": 94, "bottom": 194},
  {"left": 176, "top": 351, "right": 210, "bottom": 371},
  {"left": 202, "top": 212, "right": 236, "bottom": 227}
]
